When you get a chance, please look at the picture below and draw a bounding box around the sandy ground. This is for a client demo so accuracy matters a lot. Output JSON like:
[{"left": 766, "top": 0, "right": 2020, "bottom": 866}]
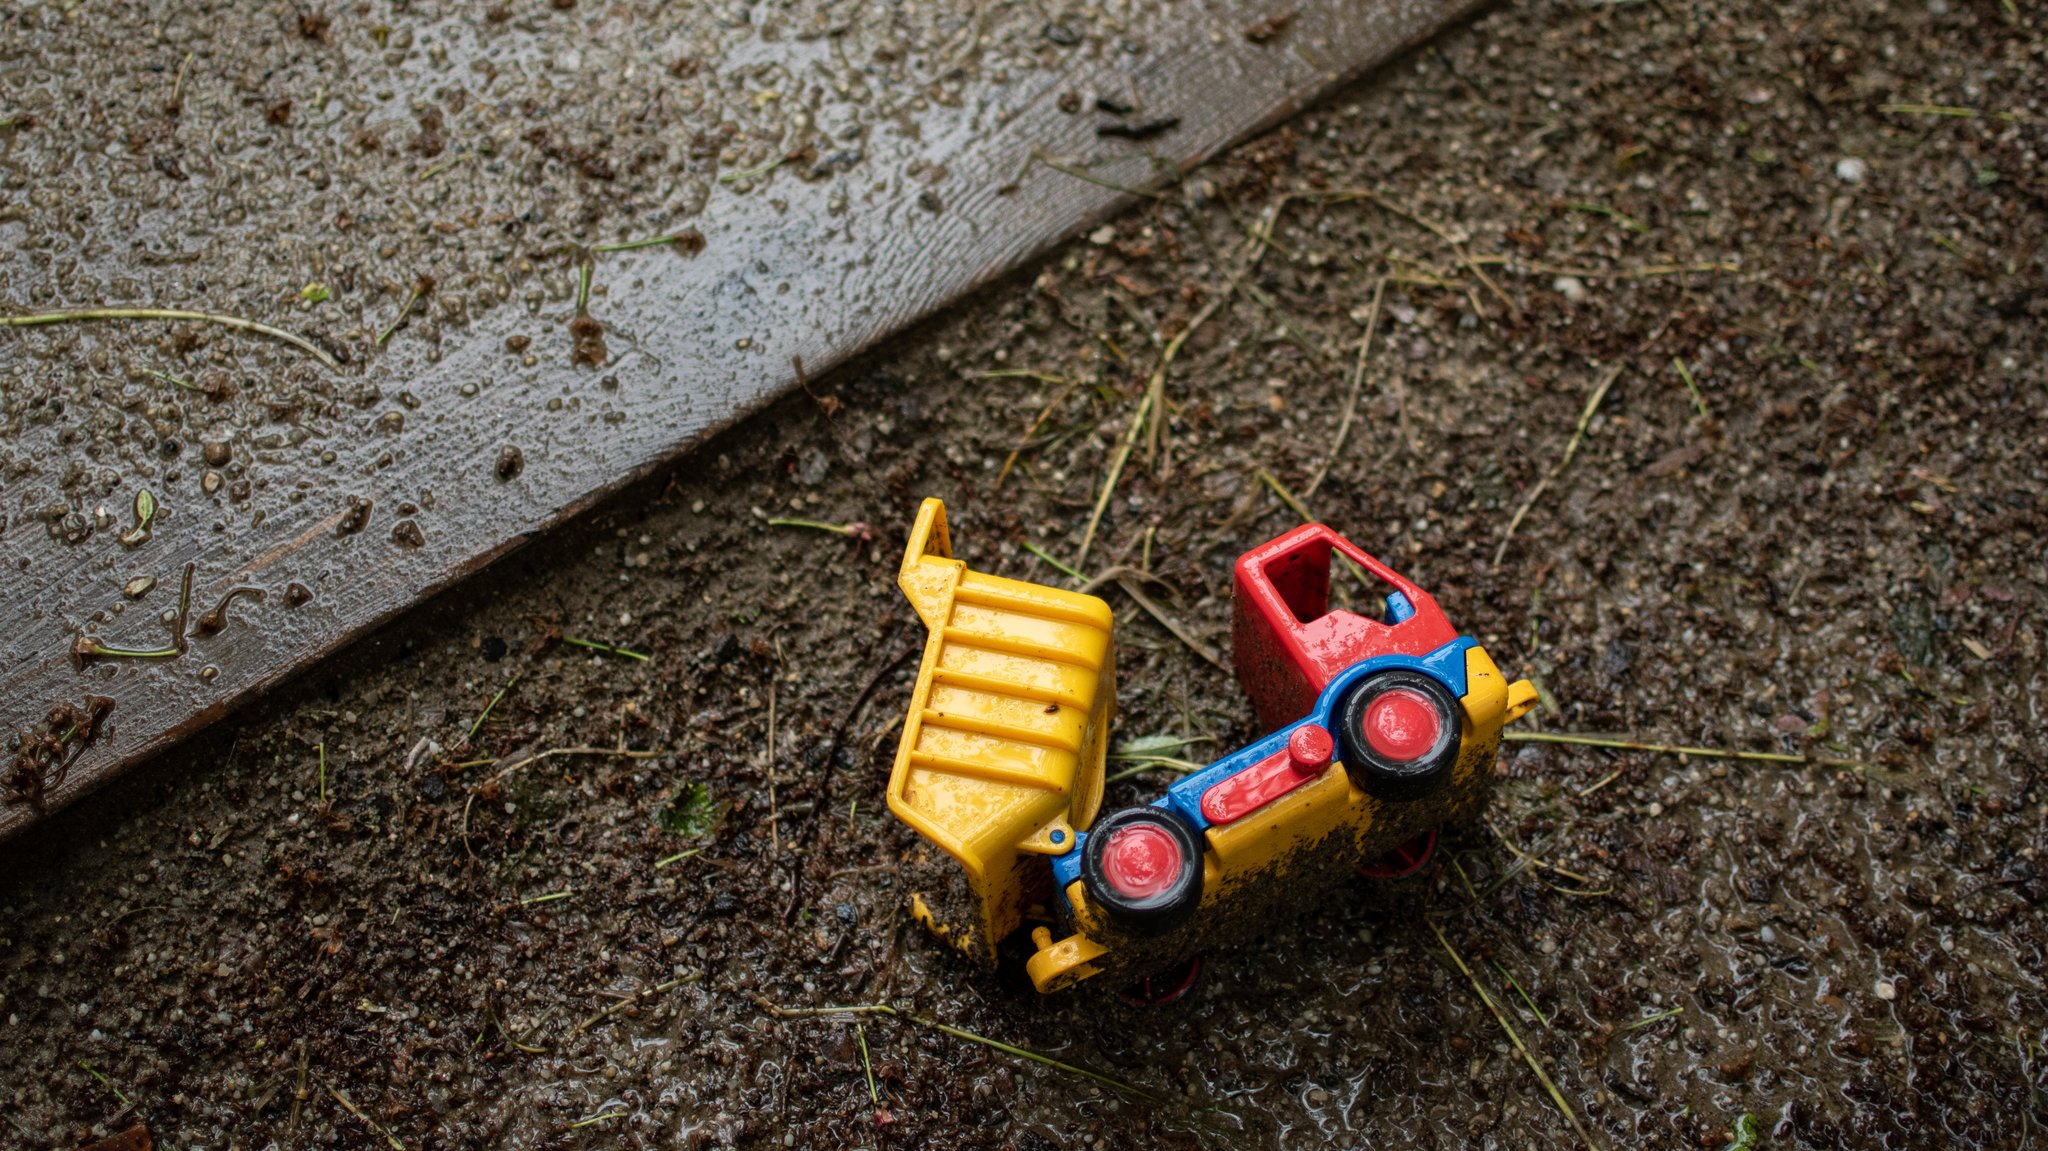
[{"left": 4, "top": 0, "right": 2047, "bottom": 1148}]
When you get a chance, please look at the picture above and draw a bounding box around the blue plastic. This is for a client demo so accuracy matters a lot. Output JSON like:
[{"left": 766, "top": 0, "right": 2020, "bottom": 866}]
[{"left": 1048, "top": 636, "right": 1476, "bottom": 903}]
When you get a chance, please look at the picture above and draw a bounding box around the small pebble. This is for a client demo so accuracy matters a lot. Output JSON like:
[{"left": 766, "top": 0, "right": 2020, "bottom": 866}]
[
  {"left": 1835, "top": 157, "right": 1867, "bottom": 185},
  {"left": 1553, "top": 275, "right": 1589, "bottom": 303},
  {"left": 1875, "top": 979, "right": 1897, "bottom": 1000}
]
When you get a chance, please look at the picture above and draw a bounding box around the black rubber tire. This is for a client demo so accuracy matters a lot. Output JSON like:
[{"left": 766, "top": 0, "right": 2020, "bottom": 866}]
[
  {"left": 1335, "top": 670, "right": 1462, "bottom": 802},
  {"left": 1080, "top": 806, "right": 1204, "bottom": 935}
]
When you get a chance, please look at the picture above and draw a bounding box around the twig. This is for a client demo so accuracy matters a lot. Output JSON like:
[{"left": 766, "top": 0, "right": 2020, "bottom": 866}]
[
  {"left": 317, "top": 741, "right": 328, "bottom": 803},
  {"left": 1576, "top": 766, "right": 1626, "bottom": 798},
  {"left": 1505, "top": 730, "right": 1869, "bottom": 770},
  {"left": 1305, "top": 275, "right": 1387, "bottom": 499},
  {"left": 719, "top": 153, "right": 787, "bottom": 184},
  {"left": 291, "top": 1040, "right": 308, "bottom": 1137},
  {"left": 768, "top": 678, "right": 780, "bottom": 856},
  {"left": 1493, "top": 360, "right": 1626, "bottom": 568},
  {"left": 2, "top": 307, "right": 337, "bottom": 369},
  {"left": 761, "top": 1001, "right": 1157, "bottom": 1100},
  {"left": 1428, "top": 919, "right": 1601, "bottom": 1151},
  {"left": 1331, "top": 189, "right": 1518, "bottom": 317},
  {"left": 1878, "top": 102, "right": 2034, "bottom": 123},
  {"left": 1077, "top": 275, "right": 1232, "bottom": 567},
  {"left": 763, "top": 516, "right": 869, "bottom": 539}
]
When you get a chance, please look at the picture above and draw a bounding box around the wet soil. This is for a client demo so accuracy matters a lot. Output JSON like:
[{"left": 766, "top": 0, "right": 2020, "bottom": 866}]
[
  {"left": 0, "top": 0, "right": 1466, "bottom": 826},
  {"left": 5, "top": 0, "right": 2048, "bottom": 1148}
]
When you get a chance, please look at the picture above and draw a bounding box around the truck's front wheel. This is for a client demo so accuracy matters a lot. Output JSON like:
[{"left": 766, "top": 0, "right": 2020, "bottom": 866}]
[{"left": 1081, "top": 806, "right": 1204, "bottom": 935}]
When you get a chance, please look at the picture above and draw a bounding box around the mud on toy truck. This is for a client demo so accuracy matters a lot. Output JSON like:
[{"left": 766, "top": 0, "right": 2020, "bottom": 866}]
[{"left": 887, "top": 498, "right": 1536, "bottom": 996}]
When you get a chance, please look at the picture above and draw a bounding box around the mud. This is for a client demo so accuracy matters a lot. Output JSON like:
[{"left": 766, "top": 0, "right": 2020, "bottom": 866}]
[{"left": 4, "top": 0, "right": 2047, "bottom": 1148}]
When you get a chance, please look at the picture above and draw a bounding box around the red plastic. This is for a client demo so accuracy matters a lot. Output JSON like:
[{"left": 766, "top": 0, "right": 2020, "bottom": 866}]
[
  {"left": 1199, "top": 724, "right": 1333, "bottom": 826},
  {"left": 1363, "top": 688, "right": 1441, "bottom": 761},
  {"left": 1231, "top": 524, "right": 1457, "bottom": 731},
  {"left": 1119, "top": 956, "right": 1204, "bottom": 1007},
  {"left": 1357, "top": 828, "right": 1438, "bottom": 879},
  {"left": 1099, "top": 823, "right": 1184, "bottom": 900}
]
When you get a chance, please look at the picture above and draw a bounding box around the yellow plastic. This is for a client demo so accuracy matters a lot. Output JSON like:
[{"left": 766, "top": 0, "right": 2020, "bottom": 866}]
[
  {"left": 1022, "top": 644, "right": 1533, "bottom": 993},
  {"left": 888, "top": 498, "right": 1116, "bottom": 960}
]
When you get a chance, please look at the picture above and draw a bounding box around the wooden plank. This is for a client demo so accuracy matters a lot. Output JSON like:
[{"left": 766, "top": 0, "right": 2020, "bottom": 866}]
[{"left": 0, "top": 0, "right": 1484, "bottom": 839}]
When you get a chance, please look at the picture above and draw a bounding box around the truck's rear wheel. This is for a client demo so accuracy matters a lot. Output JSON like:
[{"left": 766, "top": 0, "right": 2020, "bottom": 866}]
[
  {"left": 1081, "top": 806, "right": 1204, "bottom": 935},
  {"left": 1336, "top": 670, "right": 1461, "bottom": 802}
]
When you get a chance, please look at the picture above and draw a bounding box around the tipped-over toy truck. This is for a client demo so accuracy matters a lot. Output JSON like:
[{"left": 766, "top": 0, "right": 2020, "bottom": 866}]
[{"left": 887, "top": 499, "right": 1536, "bottom": 996}]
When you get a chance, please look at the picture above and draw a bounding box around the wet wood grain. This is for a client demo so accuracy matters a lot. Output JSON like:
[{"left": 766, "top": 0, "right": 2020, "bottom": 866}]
[{"left": 0, "top": 0, "right": 1485, "bottom": 839}]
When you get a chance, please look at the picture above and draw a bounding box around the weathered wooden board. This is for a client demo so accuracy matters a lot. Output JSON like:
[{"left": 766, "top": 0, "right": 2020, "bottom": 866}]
[{"left": 0, "top": 0, "right": 1484, "bottom": 839}]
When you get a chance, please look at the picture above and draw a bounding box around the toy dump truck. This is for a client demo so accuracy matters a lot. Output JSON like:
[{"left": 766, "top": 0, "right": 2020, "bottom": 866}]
[
  {"left": 887, "top": 501, "right": 1536, "bottom": 996},
  {"left": 887, "top": 497, "right": 1115, "bottom": 966}
]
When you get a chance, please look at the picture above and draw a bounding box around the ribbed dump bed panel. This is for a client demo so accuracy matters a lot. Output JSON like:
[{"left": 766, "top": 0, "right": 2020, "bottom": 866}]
[
  {"left": 902, "top": 572, "right": 1110, "bottom": 811},
  {"left": 890, "top": 498, "right": 1115, "bottom": 894}
]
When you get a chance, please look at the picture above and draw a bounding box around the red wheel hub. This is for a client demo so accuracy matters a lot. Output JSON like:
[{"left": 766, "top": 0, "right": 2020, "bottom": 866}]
[
  {"left": 1119, "top": 956, "right": 1204, "bottom": 1007},
  {"left": 1358, "top": 828, "right": 1438, "bottom": 879},
  {"left": 1099, "top": 824, "right": 1184, "bottom": 901},
  {"left": 1362, "top": 688, "right": 1441, "bottom": 761}
]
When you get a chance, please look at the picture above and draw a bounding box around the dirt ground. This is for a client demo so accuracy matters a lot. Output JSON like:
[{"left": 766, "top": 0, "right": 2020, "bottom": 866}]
[{"left": 5, "top": 0, "right": 2048, "bottom": 1148}]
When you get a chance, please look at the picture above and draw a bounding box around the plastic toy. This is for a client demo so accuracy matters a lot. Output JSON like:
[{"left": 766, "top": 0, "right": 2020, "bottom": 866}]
[{"left": 887, "top": 500, "right": 1537, "bottom": 996}]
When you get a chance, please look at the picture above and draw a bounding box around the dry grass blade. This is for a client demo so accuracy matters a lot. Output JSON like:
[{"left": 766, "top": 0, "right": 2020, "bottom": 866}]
[
  {"left": 1305, "top": 274, "right": 1387, "bottom": 499},
  {"left": 1075, "top": 388, "right": 1153, "bottom": 571},
  {"left": 1428, "top": 918, "right": 1601, "bottom": 1151},
  {"left": 2, "top": 307, "right": 338, "bottom": 369},
  {"left": 1255, "top": 467, "right": 1317, "bottom": 524},
  {"left": 572, "top": 972, "right": 704, "bottom": 1034},
  {"left": 1078, "top": 566, "right": 1227, "bottom": 671},
  {"left": 760, "top": 1001, "right": 1157, "bottom": 1101},
  {"left": 460, "top": 744, "right": 665, "bottom": 859},
  {"left": 321, "top": 1079, "right": 406, "bottom": 1150},
  {"left": 1493, "top": 360, "right": 1625, "bottom": 568},
  {"left": 993, "top": 378, "right": 1080, "bottom": 493},
  {"left": 1144, "top": 290, "right": 1227, "bottom": 474},
  {"left": 1505, "top": 730, "right": 1869, "bottom": 771}
]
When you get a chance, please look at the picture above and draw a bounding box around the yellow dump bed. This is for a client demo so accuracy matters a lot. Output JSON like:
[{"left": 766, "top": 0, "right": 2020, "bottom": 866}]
[{"left": 888, "top": 498, "right": 1114, "bottom": 960}]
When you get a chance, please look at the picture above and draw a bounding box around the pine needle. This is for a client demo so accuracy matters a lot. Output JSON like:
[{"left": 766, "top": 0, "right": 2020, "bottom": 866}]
[{"left": 1428, "top": 918, "right": 1601, "bottom": 1151}]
